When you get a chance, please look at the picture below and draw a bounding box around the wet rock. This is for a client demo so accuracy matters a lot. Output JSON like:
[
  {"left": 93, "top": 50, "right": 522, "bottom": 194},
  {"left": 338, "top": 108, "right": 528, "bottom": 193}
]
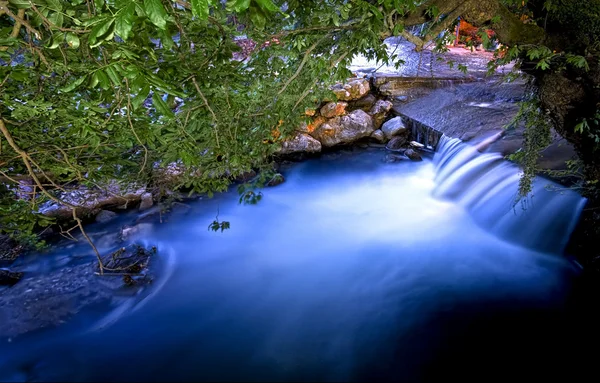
[
  {"left": 311, "top": 110, "right": 375, "bottom": 147},
  {"left": 348, "top": 93, "right": 377, "bottom": 111},
  {"left": 0, "top": 235, "right": 21, "bottom": 262},
  {"left": 0, "top": 269, "right": 23, "bottom": 286},
  {"left": 266, "top": 173, "right": 285, "bottom": 187},
  {"left": 320, "top": 102, "right": 348, "bottom": 118},
  {"left": 405, "top": 149, "right": 423, "bottom": 161},
  {"left": 100, "top": 244, "right": 155, "bottom": 277},
  {"left": 386, "top": 136, "right": 408, "bottom": 151},
  {"left": 139, "top": 192, "right": 154, "bottom": 211},
  {"left": 369, "top": 100, "right": 394, "bottom": 129},
  {"left": 381, "top": 117, "right": 408, "bottom": 139},
  {"left": 278, "top": 133, "right": 322, "bottom": 155},
  {"left": 39, "top": 183, "right": 146, "bottom": 221},
  {"left": 370, "top": 129, "right": 386, "bottom": 143},
  {"left": 332, "top": 78, "right": 370, "bottom": 101},
  {"left": 410, "top": 141, "right": 425, "bottom": 149},
  {"left": 95, "top": 210, "right": 118, "bottom": 224}
]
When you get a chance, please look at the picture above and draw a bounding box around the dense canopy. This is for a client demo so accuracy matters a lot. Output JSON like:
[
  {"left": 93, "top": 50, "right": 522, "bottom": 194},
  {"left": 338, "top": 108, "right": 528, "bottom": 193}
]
[{"left": 1, "top": 0, "right": 600, "bottom": 250}]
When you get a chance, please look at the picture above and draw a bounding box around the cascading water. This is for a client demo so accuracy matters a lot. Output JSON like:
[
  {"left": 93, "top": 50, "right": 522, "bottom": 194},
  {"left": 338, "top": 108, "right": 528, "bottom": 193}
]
[{"left": 433, "top": 135, "right": 586, "bottom": 254}]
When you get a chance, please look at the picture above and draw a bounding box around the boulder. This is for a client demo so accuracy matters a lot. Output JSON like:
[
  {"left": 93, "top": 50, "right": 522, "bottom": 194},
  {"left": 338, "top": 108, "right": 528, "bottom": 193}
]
[
  {"left": 405, "top": 149, "right": 423, "bottom": 161},
  {"left": 311, "top": 110, "right": 375, "bottom": 147},
  {"left": 369, "top": 100, "right": 393, "bottom": 129},
  {"left": 299, "top": 116, "right": 327, "bottom": 134},
  {"left": 278, "top": 133, "right": 322, "bottom": 155},
  {"left": 381, "top": 117, "right": 408, "bottom": 139},
  {"left": 139, "top": 192, "right": 154, "bottom": 211},
  {"left": 383, "top": 154, "right": 405, "bottom": 163},
  {"left": 370, "top": 129, "right": 386, "bottom": 143},
  {"left": 0, "top": 269, "right": 23, "bottom": 286},
  {"left": 348, "top": 94, "right": 377, "bottom": 111},
  {"left": 410, "top": 141, "right": 425, "bottom": 149},
  {"left": 332, "top": 78, "right": 370, "bottom": 101},
  {"left": 320, "top": 102, "right": 348, "bottom": 118},
  {"left": 95, "top": 210, "right": 118, "bottom": 223},
  {"left": 386, "top": 136, "right": 408, "bottom": 151}
]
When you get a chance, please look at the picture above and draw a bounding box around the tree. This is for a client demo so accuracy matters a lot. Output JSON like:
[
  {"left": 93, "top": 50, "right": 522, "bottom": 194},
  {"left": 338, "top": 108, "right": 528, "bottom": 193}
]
[{"left": 1, "top": 0, "right": 599, "bottom": 256}]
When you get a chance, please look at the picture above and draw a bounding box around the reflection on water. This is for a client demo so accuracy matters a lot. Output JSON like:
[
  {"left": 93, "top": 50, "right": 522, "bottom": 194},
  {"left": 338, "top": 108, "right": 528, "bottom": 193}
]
[{"left": 0, "top": 148, "right": 597, "bottom": 382}]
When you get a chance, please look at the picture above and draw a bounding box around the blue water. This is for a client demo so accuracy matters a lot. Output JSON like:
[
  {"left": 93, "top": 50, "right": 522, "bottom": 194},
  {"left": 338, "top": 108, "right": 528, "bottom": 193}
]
[{"left": 0, "top": 148, "right": 597, "bottom": 381}]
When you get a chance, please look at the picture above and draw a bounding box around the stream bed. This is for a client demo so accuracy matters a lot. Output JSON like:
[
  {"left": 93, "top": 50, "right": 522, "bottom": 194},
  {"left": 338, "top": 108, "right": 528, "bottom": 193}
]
[{"left": 0, "top": 148, "right": 597, "bottom": 381}]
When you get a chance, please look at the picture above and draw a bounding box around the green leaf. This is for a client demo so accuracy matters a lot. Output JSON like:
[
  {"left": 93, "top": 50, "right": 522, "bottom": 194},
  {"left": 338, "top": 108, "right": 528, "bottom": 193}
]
[
  {"left": 60, "top": 76, "right": 86, "bottom": 92},
  {"left": 255, "top": 0, "right": 279, "bottom": 13},
  {"left": 152, "top": 93, "right": 174, "bottom": 118},
  {"left": 115, "top": 3, "right": 135, "bottom": 41},
  {"left": 89, "top": 72, "right": 100, "bottom": 88},
  {"left": 105, "top": 66, "right": 121, "bottom": 86},
  {"left": 96, "top": 69, "right": 110, "bottom": 90},
  {"left": 47, "top": 11, "right": 64, "bottom": 28},
  {"left": 65, "top": 32, "right": 80, "bottom": 49},
  {"left": 144, "top": 0, "right": 168, "bottom": 29},
  {"left": 89, "top": 18, "right": 115, "bottom": 47},
  {"left": 249, "top": 5, "right": 266, "bottom": 29},
  {"left": 132, "top": 85, "right": 151, "bottom": 110},
  {"left": 191, "top": 0, "right": 209, "bottom": 19},
  {"left": 8, "top": 0, "right": 32, "bottom": 9}
]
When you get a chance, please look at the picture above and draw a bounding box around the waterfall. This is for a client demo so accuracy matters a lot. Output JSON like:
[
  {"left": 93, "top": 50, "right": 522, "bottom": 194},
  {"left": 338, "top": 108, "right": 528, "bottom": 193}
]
[{"left": 433, "top": 135, "right": 586, "bottom": 254}]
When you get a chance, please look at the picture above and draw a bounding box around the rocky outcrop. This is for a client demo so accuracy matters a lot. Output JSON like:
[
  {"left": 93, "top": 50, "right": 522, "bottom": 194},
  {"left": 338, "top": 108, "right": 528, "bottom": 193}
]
[
  {"left": 0, "top": 269, "right": 23, "bottom": 286},
  {"left": 278, "top": 133, "right": 322, "bottom": 155},
  {"left": 311, "top": 110, "right": 375, "bottom": 147},
  {"left": 139, "top": 193, "right": 154, "bottom": 211},
  {"left": 369, "top": 100, "right": 393, "bottom": 129},
  {"left": 381, "top": 117, "right": 408, "bottom": 139},
  {"left": 348, "top": 94, "right": 377, "bottom": 111},
  {"left": 320, "top": 102, "right": 348, "bottom": 118},
  {"left": 332, "top": 78, "right": 370, "bottom": 101}
]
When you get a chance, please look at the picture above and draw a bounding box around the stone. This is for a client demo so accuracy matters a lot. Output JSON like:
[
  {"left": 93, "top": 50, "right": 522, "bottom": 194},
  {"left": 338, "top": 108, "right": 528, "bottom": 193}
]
[
  {"left": 266, "top": 173, "right": 285, "bottom": 187},
  {"left": 310, "top": 110, "right": 375, "bottom": 147},
  {"left": 305, "top": 108, "right": 317, "bottom": 117},
  {"left": 305, "top": 116, "right": 327, "bottom": 134},
  {"left": 0, "top": 269, "right": 23, "bottom": 286},
  {"left": 95, "top": 210, "right": 118, "bottom": 223},
  {"left": 139, "top": 192, "right": 154, "bottom": 211},
  {"left": 410, "top": 141, "right": 425, "bottom": 149},
  {"left": 370, "top": 129, "right": 386, "bottom": 143},
  {"left": 0, "top": 234, "right": 21, "bottom": 262},
  {"left": 348, "top": 94, "right": 377, "bottom": 111},
  {"left": 99, "top": 244, "right": 155, "bottom": 276},
  {"left": 405, "top": 149, "right": 423, "bottom": 161},
  {"left": 381, "top": 117, "right": 408, "bottom": 139},
  {"left": 369, "top": 100, "right": 394, "bottom": 129},
  {"left": 278, "top": 133, "right": 322, "bottom": 155},
  {"left": 235, "top": 170, "right": 257, "bottom": 183},
  {"left": 386, "top": 136, "right": 408, "bottom": 151},
  {"left": 331, "top": 78, "right": 371, "bottom": 101},
  {"left": 320, "top": 102, "right": 348, "bottom": 118}
]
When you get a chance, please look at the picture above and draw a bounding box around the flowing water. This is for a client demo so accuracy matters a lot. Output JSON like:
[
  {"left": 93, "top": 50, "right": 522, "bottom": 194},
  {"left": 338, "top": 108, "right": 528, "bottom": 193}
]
[{"left": 0, "top": 145, "right": 597, "bottom": 382}]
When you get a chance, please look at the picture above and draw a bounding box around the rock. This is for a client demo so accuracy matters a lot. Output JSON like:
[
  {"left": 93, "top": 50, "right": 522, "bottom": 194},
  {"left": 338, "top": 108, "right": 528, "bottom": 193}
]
[
  {"left": 299, "top": 116, "right": 327, "bottom": 134},
  {"left": 405, "top": 149, "right": 423, "bottom": 161},
  {"left": 386, "top": 136, "right": 408, "bottom": 151},
  {"left": 381, "top": 117, "right": 408, "bottom": 139},
  {"left": 99, "top": 244, "right": 155, "bottom": 278},
  {"left": 332, "top": 78, "right": 371, "bottom": 101},
  {"left": 370, "top": 129, "right": 386, "bottom": 143},
  {"left": 266, "top": 173, "right": 285, "bottom": 187},
  {"left": 139, "top": 192, "right": 154, "bottom": 211},
  {"left": 320, "top": 102, "right": 348, "bottom": 118},
  {"left": 410, "top": 141, "right": 425, "bottom": 149},
  {"left": 311, "top": 110, "right": 375, "bottom": 147},
  {"left": 95, "top": 210, "right": 118, "bottom": 224},
  {"left": 235, "top": 170, "right": 257, "bottom": 183},
  {"left": 348, "top": 94, "right": 377, "bottom": 111},
  {"left": 369, "top": 100, "right": 393, "bottom": 129},
  {"left": 305, "top": 108, "right": 317, "bottom": 117},
  {"left": 0, "top": 234, "right": 22, "bottom": 262},
  {"left": 278, "top": 133, "right": 322, "bottom": 155},
  {"left": 0, "top": 269, "right": 23, "bottom": 286}
]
